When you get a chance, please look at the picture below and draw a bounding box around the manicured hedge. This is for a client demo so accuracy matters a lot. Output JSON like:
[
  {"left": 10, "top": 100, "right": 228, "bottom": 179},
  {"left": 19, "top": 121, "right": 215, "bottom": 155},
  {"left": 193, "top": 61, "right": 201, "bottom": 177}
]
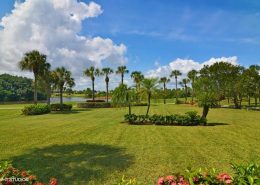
[
  {"left": 21, "top": 104, "right": 51, "bottom": 115},
  {"left": 124, "top": 111, "right": 207, "bottom": 126},
  {"left": 77, "top": 102, "right": 111, "bottom": 108},
  {"left": 50, "top": 103, "right": 72, "bottom": 111}
]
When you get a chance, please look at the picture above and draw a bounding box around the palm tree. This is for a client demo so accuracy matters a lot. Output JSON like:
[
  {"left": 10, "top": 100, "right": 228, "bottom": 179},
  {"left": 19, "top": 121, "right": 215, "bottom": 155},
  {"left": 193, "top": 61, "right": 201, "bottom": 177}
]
[
  {"left": 159, "top": 77, "right": 170, "bottom": 104},
  {"left": 141, "top": 78, "right": 158, "bottom": 116},
  {"left": 84, "top": 67, "right": 100, "bottom": 100},
  {"left": 102, "top": 68, "right": 113, "bottom": 102},
  {"left": 19, "top": 50, "right": 47, "bottom": 104},
  {"left": 131, "top": 71, "right": 144, "bottom": 102},
  {"left": 187, "top": 70, "right": 198, "bottom": 102},
  {"left": 170, "top": 70, "right": 182, "bottom": 103},
  {"left": 116, "top": 66, "right": 129, "bottom": 84},
  {"left": 38, "top": 62, "right": 52, "bottom": 105},
  {"left": 52, "top": 67, "right": 75, "bottom": 107},
  {"left": 179, "top": 78, "right": 190, "bottom": 102}
]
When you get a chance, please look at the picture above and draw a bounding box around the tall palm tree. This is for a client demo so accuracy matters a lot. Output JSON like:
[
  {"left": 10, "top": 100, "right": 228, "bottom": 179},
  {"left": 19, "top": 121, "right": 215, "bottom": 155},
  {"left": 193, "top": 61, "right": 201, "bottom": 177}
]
[
  {"left": 38, "top": 62, "right": 52, "bottom": 105},
  {"left": 102, "top": 67, "right": 113, "bottom": 102},
  {"left": 179, "top": 78, "right": 190, "bottom": 102},
  {"left": 141, "top": 78, "right": 158, "bottom": 116},
  {"left": 116, "top": 66, "right": 129, "bottom": 84},
  {"left": 19, "top": 50, "right": 47, "bottom": 104},
  {"left": 170, "top": 70, "right": 182, "bottom": 103},
  {"left": 52, "top": 67, "right": 75, "bottom": 107},
  {"left": 159, "top": 77, "right": 170, "bottom": 104},
  {"left": 187, "top": 69, "right": 198, "bottom": 102},
  {"left": 84, "top": 66, "right": 100, "bottom": 100},
  {"left": 131, "top": 71, "right": 144, "bottom": 102}
]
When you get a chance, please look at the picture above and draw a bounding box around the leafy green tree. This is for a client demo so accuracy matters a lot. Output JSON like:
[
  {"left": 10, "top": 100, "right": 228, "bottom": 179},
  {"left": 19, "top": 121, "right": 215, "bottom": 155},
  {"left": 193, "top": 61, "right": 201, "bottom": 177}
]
[
  {"left": 116, "top": 66, "right": 129, "bottom": 84},
  {"left": 170, "top": 70, "right": 182, "bottom": 103},
  {"left": 131, "top": 71, "right": 144, "bottom": 102},
  {"left": 19, "top": 50, "right": 47, "bottom": 104},
  {"left": 52, "top": 67, "right": 75, "bottom": 107},
  {"left": 159, "top": 77, "right": 170, "bottom": 104},
  {"left": 141, "top": 78, "right": 158, "bottom": 116},
  {"left": 187, "top": 69, "right": 198, "bottom": 102},
  {"left": 179, "top": 78, "right": 190, "bottom": 102},
  {"left": 84, "top": 67, "right": 100, "bottom": 100},
  {"left": 101, "top": 68, "right": 114, "bottom": 102},
  {"left": 112, "top": 84, "right": 135, "bottom": 114}
]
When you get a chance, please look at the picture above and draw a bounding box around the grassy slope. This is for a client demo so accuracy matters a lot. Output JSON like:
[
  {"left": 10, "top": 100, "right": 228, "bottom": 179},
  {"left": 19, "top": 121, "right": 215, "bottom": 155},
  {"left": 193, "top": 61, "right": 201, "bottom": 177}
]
[{"left": 0, "top": 104, "right": 259, "bottom": 185}]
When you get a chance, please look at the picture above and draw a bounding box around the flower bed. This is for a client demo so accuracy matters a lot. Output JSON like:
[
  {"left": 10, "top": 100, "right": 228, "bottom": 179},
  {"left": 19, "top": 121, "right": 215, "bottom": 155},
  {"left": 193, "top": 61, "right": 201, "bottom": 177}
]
[
  {"left": 0, "top": 161, "right": 57, "bottom": 185},
  {"left": 124, "top": 111, "right": 207, "bottom": 126}
]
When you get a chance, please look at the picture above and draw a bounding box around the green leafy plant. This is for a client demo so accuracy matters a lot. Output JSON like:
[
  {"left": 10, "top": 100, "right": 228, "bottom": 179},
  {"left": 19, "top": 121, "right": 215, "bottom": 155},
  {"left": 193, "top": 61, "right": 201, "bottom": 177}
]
[{"left": 21, "top": 104, "right": 51, "bottom": 115}]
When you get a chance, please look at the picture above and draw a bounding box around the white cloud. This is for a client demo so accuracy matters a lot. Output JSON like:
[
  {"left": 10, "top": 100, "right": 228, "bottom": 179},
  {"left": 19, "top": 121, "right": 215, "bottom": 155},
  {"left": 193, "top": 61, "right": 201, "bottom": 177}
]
[
  {"left": 146, "top": 56, "right": 239, "bottom": 88},
  {"left": 0, "top": 0, "right": 126, "bottom": 90}
]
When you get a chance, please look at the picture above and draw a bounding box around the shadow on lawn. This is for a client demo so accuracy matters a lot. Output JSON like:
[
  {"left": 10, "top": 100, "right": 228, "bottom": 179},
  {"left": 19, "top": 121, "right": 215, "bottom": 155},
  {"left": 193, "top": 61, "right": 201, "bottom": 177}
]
[
  {"left": 207, "top": 122, "right": 229, "bottom": 126},
  {"left": 50, "top": 109, "right": 92, "bottom": 114},
  {"left": 11, "top": 143, "right": 133, "bottom": 184}
]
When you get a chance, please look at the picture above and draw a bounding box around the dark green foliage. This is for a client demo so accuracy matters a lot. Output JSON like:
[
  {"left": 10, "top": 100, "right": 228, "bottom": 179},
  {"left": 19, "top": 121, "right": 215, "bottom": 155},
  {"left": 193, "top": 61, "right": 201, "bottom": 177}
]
[
  {"left": 77, "top": 102, "right": 111, "bottom": 108},
  {"left": 86, "top": 99, "right": 106, "bottom": 102},
  {"left": 50, "top": 103, "right": 72, "bottom": 111},
  {"left": 124, "top": 111, "right": 206, "bottom": 126},
  {"left": 22, "top": 104, "right": 51, "bottom": 115},
  {"left": 0, "top": 74, "right": 46, "bottom": 102},
  {"left": 232, "top": 163, "right": 260, "bottom": 185}
]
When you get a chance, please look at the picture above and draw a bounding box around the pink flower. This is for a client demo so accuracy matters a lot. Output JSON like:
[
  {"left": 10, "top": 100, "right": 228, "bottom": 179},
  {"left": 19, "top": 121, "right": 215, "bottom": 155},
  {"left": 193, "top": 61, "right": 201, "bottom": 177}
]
[
  {"left": 193, "top": 177, "right": 199, "bottom": 182},
  {"left": 50, "top": 178, "right": 57, "bottom": 185},
  {"left": 167, "top": 175, "right": 174, "bottom": 182},
  {"left": 171, "top": 182, "right": 177, "bottom": 185},
  {"left": 157, "top": 177, "right": 165, "bottom": 185}
]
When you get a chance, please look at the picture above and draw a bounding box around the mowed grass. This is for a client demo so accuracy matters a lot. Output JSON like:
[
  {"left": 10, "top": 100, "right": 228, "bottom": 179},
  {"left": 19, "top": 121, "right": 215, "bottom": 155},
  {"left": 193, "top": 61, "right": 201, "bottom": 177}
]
[{"left": 0, "top": 104, "right": 259, "bottom": 185}]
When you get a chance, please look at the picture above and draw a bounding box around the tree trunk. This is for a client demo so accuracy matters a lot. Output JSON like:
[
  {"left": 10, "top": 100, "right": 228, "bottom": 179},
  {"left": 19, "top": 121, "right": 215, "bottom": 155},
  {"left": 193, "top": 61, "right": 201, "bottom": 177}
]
[
  {"left": 248, "top": 95, "right": 250, "bottom": 106},
  {"left": 163, "top": 83, "right": 166, "bottom": 104},
  {"left": 255, "top": 96, "right": 258, "bottom": 106},
  {"left": 121, "top": 73, "right": 124, "bottom": 84},
  {"left": 175, "top": 77, "right": 178, "bottom": 103},
  {"left": 47, "top": 85, "right": 51, "bottom": 106},
  {"left": 60, "top": 86, "right": 63, "bottom": 110},
  {"left": 191, "top": 82, "right": 194, "bottom": 102},
  {"left": 233, "top": 95, "right": 240, "bottom": 109},
  {"left": 201, "top": 105, "right": 209, "bottom": 119},
  {"left": 92, "top": 80, "right": 95, "bottom": 101},
  {"left": 126, "top": 91, "right": 131, "bottom": 115},
  {"left": 146, "top": 93, "right": 151, "bottom": 116},
  {"left": 34, "top": 74, "right": 38, "bottom": 104},
  {"left": 185, "top": 85, "right": 187, "bottom": 102},
  {"left": 106, "top": 81, "right": 109, "bottom": 103}
]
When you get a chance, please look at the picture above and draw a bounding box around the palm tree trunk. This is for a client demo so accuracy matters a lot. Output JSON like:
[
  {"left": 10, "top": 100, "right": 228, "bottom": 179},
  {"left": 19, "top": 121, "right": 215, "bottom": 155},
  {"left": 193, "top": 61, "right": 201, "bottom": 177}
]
[
  {"left": 175, "top": 77, "right": 178, "bottom": 103},
  {"left": 248, "top": 95, "right": 250, "bottom": 106},
  {"left": 146, "top": 93, "right": 151, "bottom": 116},
  {"left": 191, "top": 82, "right": 194, "bottom": 102},
  {"left": 92, "top": 80, "right": 95, "bottom": 101},
  {"left": 34, "top": 74, "right": 38, "bottom": 104},
  {"left": 185, "top": 85, "right": 187, "bottom": 102},
  {"left": 60, "top": 86, "right": 63, "bottom": 109},
  {"left": 106, "top": 81, "right": 109, "bottom": 103},
  {"left": 47, "top": 85, "right": 51, "bottom": 106},
  {"left": 121, "top": 73, "right": 124, "bottom": 84},
  {"left": 201, "top": 105, "right": 209, "bottom": 119},
  {"left": 163, "top": 83, "right": 166, "bottom": 104}
]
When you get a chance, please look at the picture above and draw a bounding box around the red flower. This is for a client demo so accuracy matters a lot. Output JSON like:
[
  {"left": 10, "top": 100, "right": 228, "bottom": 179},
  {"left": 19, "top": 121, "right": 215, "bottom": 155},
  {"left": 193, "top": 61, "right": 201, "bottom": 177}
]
[
  {"left": 157, "top": 177, "right": 164, "bottom": 185},
  {"left": 33, "top": 183, "right": 44, "bottom": 185},
  {"left": 167, "top": 175, "right": 174, "bottom": 182},
  {"left": 29, "top": 175, "right": 36, "bottom": 181},
  {"left": 6, "top": 180, "right": 13, "bottom": 185},
  {"left": 217, "top": 173, "right": 232, "bottom": 184},
  {"left": 21, "top": 171, "right": 28, "bottom": 177},
  {"left": 50, "top": 178, "right": 57, "bottom": 185}
]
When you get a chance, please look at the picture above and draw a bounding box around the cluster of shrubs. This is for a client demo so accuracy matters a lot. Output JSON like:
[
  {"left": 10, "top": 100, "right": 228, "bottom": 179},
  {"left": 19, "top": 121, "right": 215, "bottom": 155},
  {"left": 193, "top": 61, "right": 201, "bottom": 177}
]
[
  {"left": 50, "top": 104, "right": 72, "bottom": 111},
  {"left": 86, "top": 99, "right": 106, "bottom": 102},
  {"left": 0, "top": 161, "right": 57, "bottom": 185},
  {"left": 22, "top": 103, "right": 72, "bottom": 115},
  {"left": 124, "top": 111, "right": 207, "bottom": 126},
  {"left": 115, "top": 163, "right": 260, "bottom": 185},
  {"left": 77, "top": 102, "right": 111, "bottom": 108},
  {"left": 21, "top": 104, "right": 51, "bottom": 115}
]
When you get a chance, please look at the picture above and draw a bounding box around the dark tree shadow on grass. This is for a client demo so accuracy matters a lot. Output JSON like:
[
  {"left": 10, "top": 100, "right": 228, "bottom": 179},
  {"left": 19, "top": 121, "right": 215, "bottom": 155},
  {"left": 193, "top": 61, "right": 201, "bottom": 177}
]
[
  {"left": 50, "top": 109, "right": 93, "bottom": 114},
  {"left": 207, "top": 122, "right": 229, "bottom": 126},
  {"left": 10, "top": 143, "right": 133, "bottom": 184}
]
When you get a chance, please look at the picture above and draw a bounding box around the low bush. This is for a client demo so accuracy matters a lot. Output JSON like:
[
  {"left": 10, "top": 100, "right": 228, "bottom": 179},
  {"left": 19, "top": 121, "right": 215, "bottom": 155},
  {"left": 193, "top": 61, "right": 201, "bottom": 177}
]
[
  {"left": 50, "top": 103, "right": 72, "bottom": 111},
  {"left": 77, "top": 102, "right": 111, "bottom": 108},
  {"left": 0, "top": 161, "right": 57, "bottom": 185},
  {"left": 115, "top": 163, "right": 259, "bottom": 185},
  {"left": 86, "top": 99, "right": 105, "bottom": 102},
  {"left": 124, "top": 111, "right": 206, "bottom": 126},
  {"left": 21, "top": 104, "right": 51, "bottom": 115}
]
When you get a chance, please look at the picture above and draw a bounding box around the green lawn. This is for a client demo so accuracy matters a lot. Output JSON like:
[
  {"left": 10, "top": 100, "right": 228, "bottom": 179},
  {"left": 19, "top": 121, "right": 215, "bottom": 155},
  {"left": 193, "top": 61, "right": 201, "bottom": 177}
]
[{"left": 0, "top": 104, "right": 259, "bottom": 184}]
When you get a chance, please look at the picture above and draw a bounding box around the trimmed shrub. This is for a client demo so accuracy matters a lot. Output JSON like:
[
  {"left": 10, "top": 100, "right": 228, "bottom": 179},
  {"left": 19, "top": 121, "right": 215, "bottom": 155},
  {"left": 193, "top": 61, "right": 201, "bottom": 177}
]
[
  {"left": 22, "top": 104, "right": 51, "bottom": 115},
  {"left": 77, "top": 102, "right": 111, "bottom": 108},
  {"left": 50, "top": 103, "right": 72, "bottom": 111},
  {"left": 124, "top": 111, "right": 206, "bottom": 126},
  {"left": 86, "top": 99, "right": 105, "bottom": 102}
]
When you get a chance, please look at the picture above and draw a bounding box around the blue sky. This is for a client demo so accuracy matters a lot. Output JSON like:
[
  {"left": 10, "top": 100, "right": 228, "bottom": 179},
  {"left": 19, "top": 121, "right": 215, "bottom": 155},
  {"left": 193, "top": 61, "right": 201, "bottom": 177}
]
[{"left": 0, "top": 0, "right": 259, "bottom": 89}]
